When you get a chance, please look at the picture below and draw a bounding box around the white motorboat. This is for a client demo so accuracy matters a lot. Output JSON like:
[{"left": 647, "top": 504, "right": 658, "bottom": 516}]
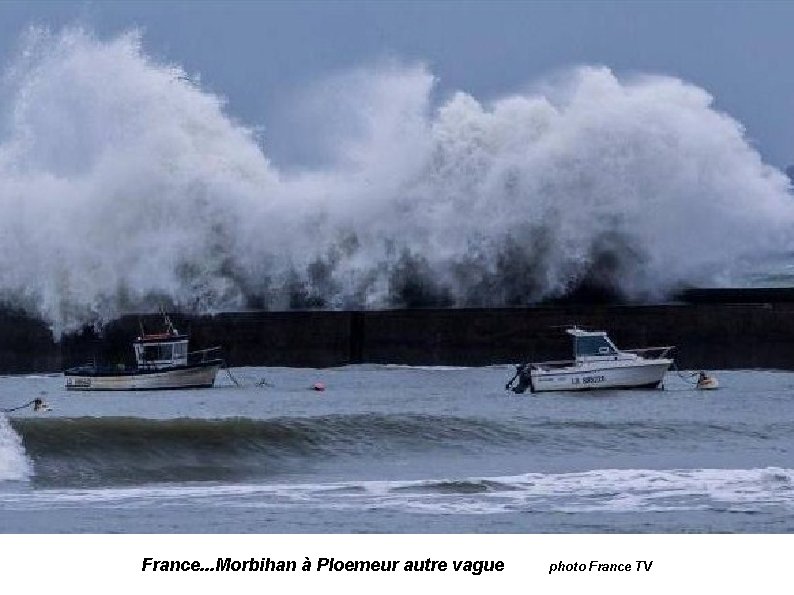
[
  {"left": 64, "top": 314, "right": 223, "bottom": 391},
  {"left": 505, "top": 327, "right": 674, "bottom": 394}
]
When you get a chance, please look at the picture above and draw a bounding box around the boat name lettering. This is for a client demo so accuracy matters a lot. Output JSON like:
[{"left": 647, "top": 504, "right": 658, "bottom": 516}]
[{"left": 572, "top": 375, "right": 606, "bottom": 385}]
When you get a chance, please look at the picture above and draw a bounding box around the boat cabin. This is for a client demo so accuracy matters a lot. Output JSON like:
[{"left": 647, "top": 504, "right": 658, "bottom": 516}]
[
  {"left": 133, "top": 333, "right": 189, "bottom": 370},
  {"left": 65, "top": 311, "right": 225, "bottom": 391},
  {"left": 566, "top": 328, "right": 620, "bottom": 361}
]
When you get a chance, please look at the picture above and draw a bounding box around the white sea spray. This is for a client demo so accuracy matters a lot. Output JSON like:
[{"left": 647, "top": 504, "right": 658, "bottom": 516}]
[{"left": 0, "top": 28, "right": 791, "bottom": 334}]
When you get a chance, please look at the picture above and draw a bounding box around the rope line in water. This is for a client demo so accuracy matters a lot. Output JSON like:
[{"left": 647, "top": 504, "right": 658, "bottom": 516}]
[
  {"left": 0, "top": 399, "right": 36, "bottom": 412},
  {"left": 220, "top": 361, "right": 241, "bottom": 387},
  {"left": 220, "top": 361, "right": 273, "bottom": 388},
  {"left": 1, "top": 398, "right": 48, "bottom": 413},
  {"left": 671, "top": 361, "right": 701, "bottom": 385},
  {"left": 222, "top": 364, "right": 273, "bottom": 388}
]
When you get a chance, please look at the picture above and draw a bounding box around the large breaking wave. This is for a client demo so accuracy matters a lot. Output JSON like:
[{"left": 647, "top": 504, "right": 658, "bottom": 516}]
[
  {"left": 0, "top": 28, "right": 792, "bottom": 333},
  {"left": 11, "top": 414, "right": 794, "bottom": 486}
]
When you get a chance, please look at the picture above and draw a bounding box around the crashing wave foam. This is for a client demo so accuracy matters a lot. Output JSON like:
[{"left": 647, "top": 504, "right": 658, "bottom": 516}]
[
  {"left": 1, "top": 28, "right": 792, "bottom": 333},
  {"left": 0, "top": 467, "right": 789, "bottom": 515},
  {"left": 0, "top": 414, "right": 32, "bottom": 482}
]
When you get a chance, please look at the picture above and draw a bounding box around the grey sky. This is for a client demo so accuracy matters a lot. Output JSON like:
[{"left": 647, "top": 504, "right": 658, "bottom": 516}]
[{"left": 1, "top": 0, "right": 792, "bottom": 168}]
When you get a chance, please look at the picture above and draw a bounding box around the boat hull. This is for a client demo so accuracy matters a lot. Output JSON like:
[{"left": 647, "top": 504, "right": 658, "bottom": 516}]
[
  {"left": 530, "top": 361, "right": 671, "bottom": 393},
  {"left": 65, "top": 363, "right": 221, "bottom": 391}
]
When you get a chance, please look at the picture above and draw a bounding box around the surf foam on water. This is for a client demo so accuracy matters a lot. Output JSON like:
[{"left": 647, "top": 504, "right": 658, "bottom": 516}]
[
  {"left": 0, "top": 467, "right": 790, "bottom": 515},
  {"left": 1, "top": 27, "right": 792, "bottom": 334},
  {"left": 0, "top": 414, "right": 32, "bottom": 482}
]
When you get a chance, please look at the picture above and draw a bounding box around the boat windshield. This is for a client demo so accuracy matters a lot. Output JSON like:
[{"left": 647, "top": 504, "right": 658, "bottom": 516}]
[
  {"left": 142, "top": 344, "right": 174, "bottom": 361},
  {"left": 574, "top": 335, "right": 617, "bottom": 357},
  {"left": 136, "top": 340, "right": 188, "bottom": 368}
]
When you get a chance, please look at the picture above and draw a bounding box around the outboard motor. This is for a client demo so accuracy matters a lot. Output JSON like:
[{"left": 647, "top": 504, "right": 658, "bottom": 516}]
[{"left": 505, "top": 363, "right": 533, "bottom": 394}]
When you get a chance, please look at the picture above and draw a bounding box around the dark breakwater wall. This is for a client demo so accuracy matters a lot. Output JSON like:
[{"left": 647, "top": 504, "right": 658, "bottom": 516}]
[{"left": 4, "top": 289, "right": 794, "bottom": 373}]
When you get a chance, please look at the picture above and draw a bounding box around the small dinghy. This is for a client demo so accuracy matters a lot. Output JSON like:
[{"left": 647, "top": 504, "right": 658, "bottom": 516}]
[
  {"left": 64, "top": 313, "right": 224, "bottom": 391},
  {"left": 696, "top": 371, "right": 719, "bottom": 390},
  {"left": 506, "top": 327, "right": 674, "bottom": 394}
]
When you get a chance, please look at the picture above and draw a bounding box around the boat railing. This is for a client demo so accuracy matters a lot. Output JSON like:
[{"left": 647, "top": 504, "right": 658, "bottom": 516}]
[
  {"left": 529, "top": 346, "right": 674, "bottom": 368},
  {"left": 622, "top": 346, "right": 675, "bottom": 359},
  {"left": 188, "top": 346, "right": 223, "bottom": 364},
  {"left": 529, "top": 359, "right": 576, "bottom": 370}
]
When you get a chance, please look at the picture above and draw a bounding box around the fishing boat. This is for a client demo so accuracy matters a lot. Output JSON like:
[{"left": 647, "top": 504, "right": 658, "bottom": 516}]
[
  {"left": 505, "top": 327, "right": 674, "bottom": 394},
  {"left": 64, "top": 314, "right": 224, "bottom": 391}
]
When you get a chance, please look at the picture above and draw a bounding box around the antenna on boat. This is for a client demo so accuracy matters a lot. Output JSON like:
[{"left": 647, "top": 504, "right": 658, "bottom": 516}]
[
  {"left": 164, "top": 313, "right": 177, "bottom": 335},
  {"left": 548, "top": 324, "right": 583, "bottom": 332},
  {"left": 158, "top": 305, "right": 178, "bottom": 336}
]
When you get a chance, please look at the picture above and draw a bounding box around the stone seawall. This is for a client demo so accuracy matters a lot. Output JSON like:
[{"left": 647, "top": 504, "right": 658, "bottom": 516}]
[{"left": 3, "top": 290, "right": 794, "bottom": 372}]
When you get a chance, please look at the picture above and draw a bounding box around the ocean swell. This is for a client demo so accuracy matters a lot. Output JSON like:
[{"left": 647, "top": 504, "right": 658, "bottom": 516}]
[{"left": 10, "top": 414, "right": 793, "bottom": 486}]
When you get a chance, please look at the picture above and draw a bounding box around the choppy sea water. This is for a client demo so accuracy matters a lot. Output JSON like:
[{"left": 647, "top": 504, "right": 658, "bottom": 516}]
[{"left": 1, "top": 366, "right": 793, "bottom": 533}]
